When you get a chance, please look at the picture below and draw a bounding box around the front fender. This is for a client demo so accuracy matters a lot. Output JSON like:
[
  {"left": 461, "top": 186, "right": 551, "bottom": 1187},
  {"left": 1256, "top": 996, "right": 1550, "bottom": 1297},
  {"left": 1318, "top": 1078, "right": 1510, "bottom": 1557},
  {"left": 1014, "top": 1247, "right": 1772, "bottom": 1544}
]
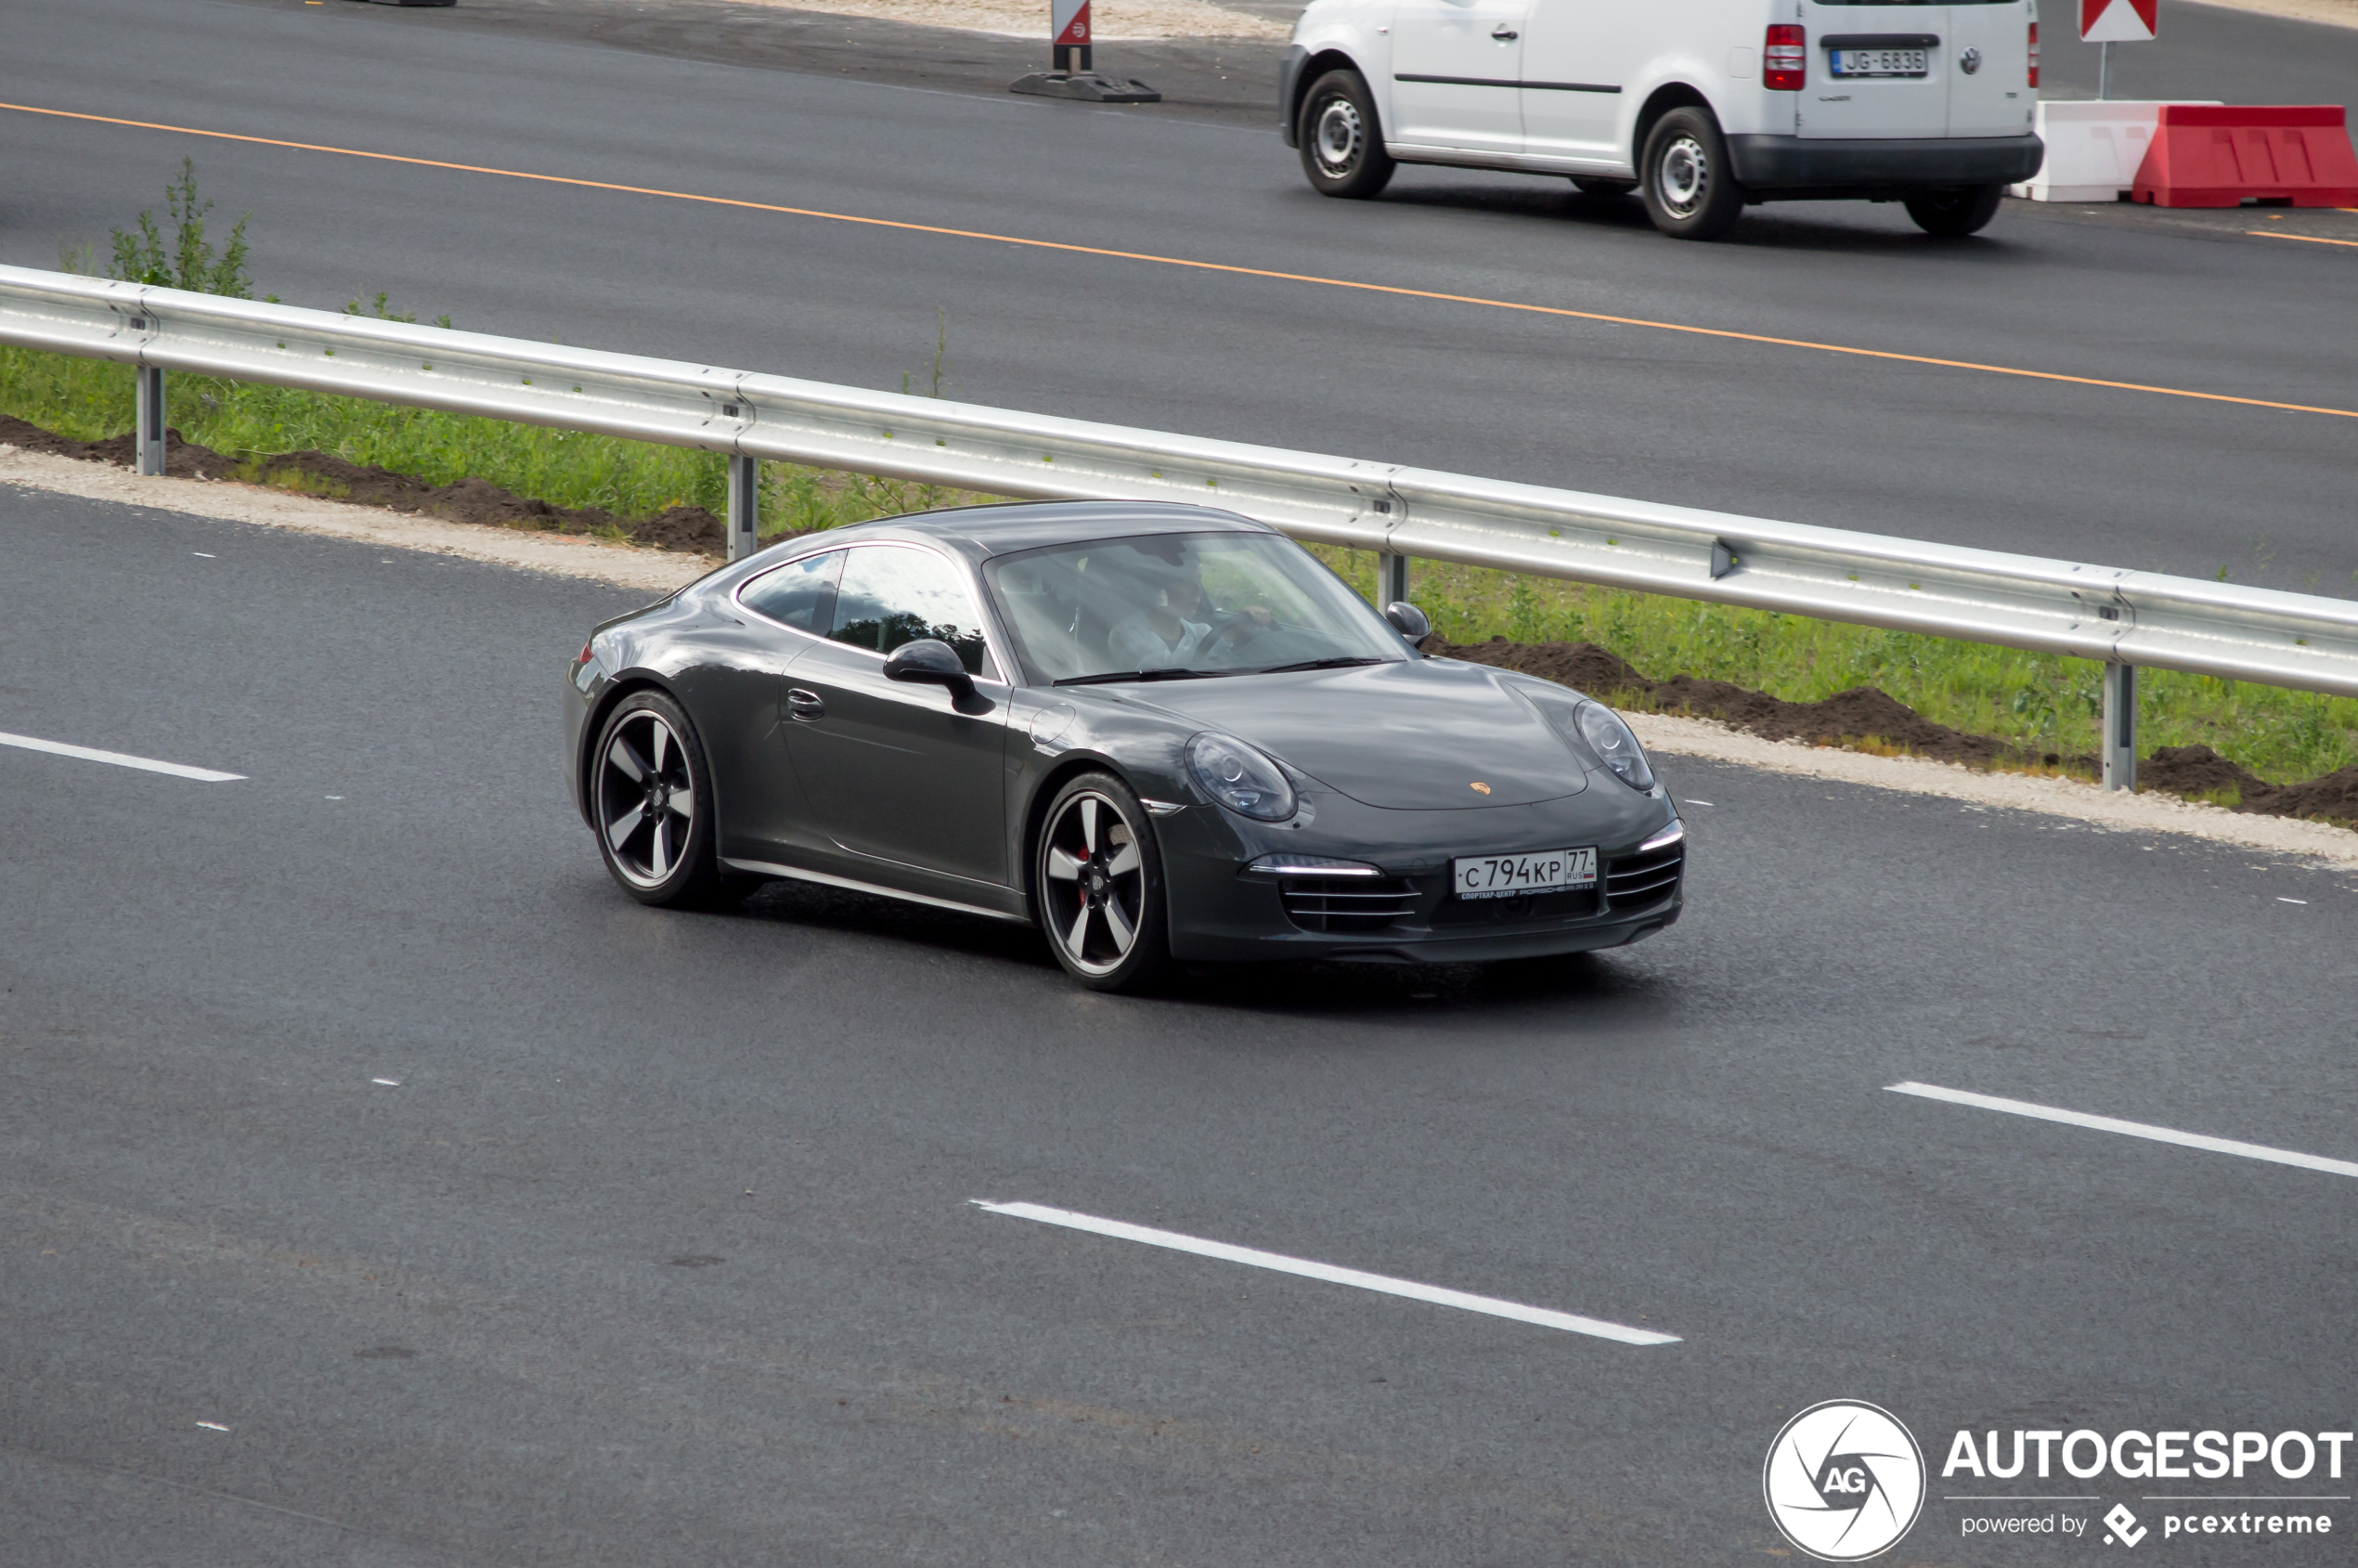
[{"left": 1281, "top": 20, "right": 1391, "bottom": 148}]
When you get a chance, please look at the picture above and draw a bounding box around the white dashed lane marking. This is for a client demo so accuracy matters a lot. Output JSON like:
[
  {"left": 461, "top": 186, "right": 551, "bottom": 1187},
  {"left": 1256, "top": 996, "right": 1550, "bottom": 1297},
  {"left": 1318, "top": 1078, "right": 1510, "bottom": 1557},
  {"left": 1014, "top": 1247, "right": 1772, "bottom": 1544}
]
[
  {"left": 1888, "top": 1082, "right": 2358, "bottom": 1180},
  {"left": 0, "top": 730, "right": 244, "bottom": 782},
  {"left": 973, "top": 1199, "right": 1678, "bottom": 1345}
]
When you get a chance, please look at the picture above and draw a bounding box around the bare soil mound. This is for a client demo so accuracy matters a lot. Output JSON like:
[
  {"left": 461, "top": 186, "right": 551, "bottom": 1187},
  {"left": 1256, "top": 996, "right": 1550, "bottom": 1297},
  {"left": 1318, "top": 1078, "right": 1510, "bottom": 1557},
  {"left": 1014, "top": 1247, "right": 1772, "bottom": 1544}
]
[
  {"left": 2141, "top": 743, "right": 2358, "bottom": 823},
  {"left": 1428, "top": 634, "right": 2358, "bottom": 830},
  {"left": 0, "top": 415, "right": 733, "bottom": 556}
]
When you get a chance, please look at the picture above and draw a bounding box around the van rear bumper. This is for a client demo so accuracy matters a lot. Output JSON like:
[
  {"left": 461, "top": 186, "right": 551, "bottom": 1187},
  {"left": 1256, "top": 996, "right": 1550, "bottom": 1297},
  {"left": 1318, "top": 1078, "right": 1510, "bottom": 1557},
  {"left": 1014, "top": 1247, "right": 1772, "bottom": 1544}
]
[{"left": 1728, "top": 134, "right": 2043, "bottom": 196}]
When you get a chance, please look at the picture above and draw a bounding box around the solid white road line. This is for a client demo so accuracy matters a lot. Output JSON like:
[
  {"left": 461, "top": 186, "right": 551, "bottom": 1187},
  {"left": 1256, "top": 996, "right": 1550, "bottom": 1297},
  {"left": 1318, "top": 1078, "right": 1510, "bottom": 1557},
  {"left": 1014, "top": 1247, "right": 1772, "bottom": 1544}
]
[
  {"left": 1887, "top": 1082, "right": 2358, "bottom": 1180},
  {"left": 0, "top": 730, "right": 243, "bottom": 782},
  {"left": 972, "top": 1199, "right": 1678, "bottom": 1345}
]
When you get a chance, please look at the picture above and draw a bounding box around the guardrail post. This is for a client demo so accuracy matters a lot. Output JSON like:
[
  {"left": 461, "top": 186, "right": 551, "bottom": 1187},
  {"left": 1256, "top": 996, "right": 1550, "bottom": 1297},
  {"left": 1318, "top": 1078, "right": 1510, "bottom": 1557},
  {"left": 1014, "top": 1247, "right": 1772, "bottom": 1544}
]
[
  {"left": 2101, "top": 662, "right": 2137, "bottom": 791},
  {"left": 1378, "top": 551, "right": 1410, "bottom": 608},
  {"left": 134, "top": 366, "right": 166, "bottom": 476},
  {"left": 725, "top": 453, "right": 759, "bottom": 563}
]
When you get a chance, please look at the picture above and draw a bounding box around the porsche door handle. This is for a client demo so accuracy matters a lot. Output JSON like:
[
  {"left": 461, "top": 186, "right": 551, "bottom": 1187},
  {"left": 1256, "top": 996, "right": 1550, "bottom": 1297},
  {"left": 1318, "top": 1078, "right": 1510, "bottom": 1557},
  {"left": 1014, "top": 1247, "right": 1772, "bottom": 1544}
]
[
  {"left": 786, "top": 688, "right": 825, "bottom": 720},
  {"left": 1491, "top": 24, "right": 1518, "bottom": 39}
]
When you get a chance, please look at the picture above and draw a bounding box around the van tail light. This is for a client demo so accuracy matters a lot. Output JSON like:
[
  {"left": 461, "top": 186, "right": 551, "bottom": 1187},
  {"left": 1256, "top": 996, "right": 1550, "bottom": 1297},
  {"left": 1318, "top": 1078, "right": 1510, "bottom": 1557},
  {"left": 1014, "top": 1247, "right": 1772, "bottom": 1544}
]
[
  {"left": 1764, "top": 25, "right": 1806, "bottom": 90},
  {"left": 2027, "top": 20, "right": 2040, "bottom": 87}
]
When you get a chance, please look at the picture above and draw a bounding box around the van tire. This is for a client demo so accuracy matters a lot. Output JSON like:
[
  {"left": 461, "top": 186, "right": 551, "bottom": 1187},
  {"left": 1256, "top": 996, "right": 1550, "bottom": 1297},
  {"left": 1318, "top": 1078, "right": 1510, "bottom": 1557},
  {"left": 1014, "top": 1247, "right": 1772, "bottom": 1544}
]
[
  {"left": 1297, "top": 69, "right": 1395, "bottom": 200},
  {"left": 1904, "top": 184, "right": 2005, "bottom": 238},
  {"left": 1639, "top": 108, "right": 1745, "bottom": 240}
]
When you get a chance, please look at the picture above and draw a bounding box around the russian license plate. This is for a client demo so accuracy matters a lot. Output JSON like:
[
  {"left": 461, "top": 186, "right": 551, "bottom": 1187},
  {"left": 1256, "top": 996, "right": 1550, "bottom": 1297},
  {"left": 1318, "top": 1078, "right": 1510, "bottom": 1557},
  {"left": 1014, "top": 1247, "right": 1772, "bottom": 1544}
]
[
  {"left": 1830, "top": 47, "right": 1928, "bottom": 77},
  {"left": 1452, "top": 847, "right": 1597, "bottom": 901}
]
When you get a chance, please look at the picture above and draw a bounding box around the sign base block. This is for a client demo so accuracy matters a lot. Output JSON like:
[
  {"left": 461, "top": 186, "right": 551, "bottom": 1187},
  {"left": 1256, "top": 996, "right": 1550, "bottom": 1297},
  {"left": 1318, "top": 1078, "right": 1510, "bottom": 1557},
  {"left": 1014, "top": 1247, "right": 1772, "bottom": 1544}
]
[{"left": 1010, "top": 71, "right": 1160, "bottom": 102}]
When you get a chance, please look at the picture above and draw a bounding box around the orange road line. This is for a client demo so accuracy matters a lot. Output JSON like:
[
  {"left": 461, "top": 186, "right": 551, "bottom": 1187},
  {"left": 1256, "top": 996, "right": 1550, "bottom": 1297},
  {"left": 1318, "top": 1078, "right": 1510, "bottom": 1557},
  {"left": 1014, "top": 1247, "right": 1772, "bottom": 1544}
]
[
  {"left": 2251, "top": 229, "right": 2358, "bottom": 249},
  {"left": 10, "top": 100, "right": 2358, "bottom": 422}
]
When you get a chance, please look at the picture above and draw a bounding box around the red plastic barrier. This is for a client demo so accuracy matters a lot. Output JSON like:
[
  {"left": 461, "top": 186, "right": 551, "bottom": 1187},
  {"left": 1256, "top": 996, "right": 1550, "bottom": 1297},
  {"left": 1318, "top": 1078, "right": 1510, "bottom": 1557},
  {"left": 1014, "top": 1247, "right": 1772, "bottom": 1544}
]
[{"left": 2131, "top": 105, "right": 2358, "bottom": 208}]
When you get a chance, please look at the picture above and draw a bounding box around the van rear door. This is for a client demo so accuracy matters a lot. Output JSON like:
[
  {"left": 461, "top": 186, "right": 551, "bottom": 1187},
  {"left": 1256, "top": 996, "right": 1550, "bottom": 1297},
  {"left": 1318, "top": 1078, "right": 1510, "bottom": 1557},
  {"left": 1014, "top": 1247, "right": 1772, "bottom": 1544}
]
[
  {"left": 1944, "top": 0, "right": 2036, "bottom": 136},
  {"left": 1796, "top": 0, "right": 1949, "bottom": 140}
]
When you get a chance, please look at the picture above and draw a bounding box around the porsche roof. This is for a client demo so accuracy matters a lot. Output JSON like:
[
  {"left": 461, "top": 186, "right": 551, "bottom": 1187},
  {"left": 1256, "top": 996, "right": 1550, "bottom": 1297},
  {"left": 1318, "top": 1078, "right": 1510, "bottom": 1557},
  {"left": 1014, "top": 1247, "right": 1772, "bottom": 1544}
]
[{"left": 823, "top": 500, "right": 1275, "bottom": 559}]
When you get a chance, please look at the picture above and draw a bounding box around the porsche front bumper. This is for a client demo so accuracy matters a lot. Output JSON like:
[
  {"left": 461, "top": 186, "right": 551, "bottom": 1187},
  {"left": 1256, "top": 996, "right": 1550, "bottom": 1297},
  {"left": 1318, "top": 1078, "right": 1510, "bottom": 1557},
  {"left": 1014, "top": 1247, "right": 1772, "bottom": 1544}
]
[{"left": 1154, "top": 787, "right": 1684, "bottom": 965}]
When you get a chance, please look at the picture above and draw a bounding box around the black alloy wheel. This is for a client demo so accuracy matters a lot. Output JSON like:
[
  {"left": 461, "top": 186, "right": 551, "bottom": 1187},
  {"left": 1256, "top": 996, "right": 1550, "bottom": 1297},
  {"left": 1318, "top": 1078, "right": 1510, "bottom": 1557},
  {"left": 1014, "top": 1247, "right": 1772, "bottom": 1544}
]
[
  {"left": 1639, "top": 107, "right": 1746, "bottom": 240},
  {"left": 1034, "top": 771, "right": 1171, "bottom": 992},
  {"left": 1904, "top": 184, "right": 2005, "bottom": 238},
  {"left": 1298, "top": 69, "right": 1395, "bottom": 200},
  {"left": 591, "top": 690, "right": 725, "bottom": 907}
]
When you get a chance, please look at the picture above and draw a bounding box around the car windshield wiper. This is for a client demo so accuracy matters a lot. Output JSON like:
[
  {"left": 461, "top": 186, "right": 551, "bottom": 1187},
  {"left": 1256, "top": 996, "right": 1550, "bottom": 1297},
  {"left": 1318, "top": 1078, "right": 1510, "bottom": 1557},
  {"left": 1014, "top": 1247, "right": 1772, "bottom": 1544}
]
[
  {"left": 1053, "top": 667, "right": 1231, "bottom": 686},
  {"left": 1250, "top": 656, "right": 1392, "bottom": 675}
]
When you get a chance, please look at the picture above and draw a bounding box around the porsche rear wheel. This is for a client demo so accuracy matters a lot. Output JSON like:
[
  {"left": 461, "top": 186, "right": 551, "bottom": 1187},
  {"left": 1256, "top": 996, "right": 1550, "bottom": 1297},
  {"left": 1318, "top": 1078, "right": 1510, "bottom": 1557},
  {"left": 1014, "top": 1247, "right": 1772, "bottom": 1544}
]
[
  {"left": 591, "top": 691, "right": 725, "bottom": 907},
  {"left": 1035, "top": 772, "right": 1170, "bottom": 992}
]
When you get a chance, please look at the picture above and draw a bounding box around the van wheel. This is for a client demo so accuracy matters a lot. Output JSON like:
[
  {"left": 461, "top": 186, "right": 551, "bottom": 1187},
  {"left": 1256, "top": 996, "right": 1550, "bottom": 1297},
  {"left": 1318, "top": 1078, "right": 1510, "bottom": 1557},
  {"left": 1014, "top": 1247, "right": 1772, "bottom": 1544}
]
[
  {"left": 1297, "top": 69, "right": 1395, "bottom": 200},
  {"left": 1639, "top": 108, "right": 1745, "bottom": 240},
  {"left": 1571, "top": 177, "right": 1635, "bottom": 198},
  {"left": 1904, "top": 184, "right": 2004, "bottom": 237}
]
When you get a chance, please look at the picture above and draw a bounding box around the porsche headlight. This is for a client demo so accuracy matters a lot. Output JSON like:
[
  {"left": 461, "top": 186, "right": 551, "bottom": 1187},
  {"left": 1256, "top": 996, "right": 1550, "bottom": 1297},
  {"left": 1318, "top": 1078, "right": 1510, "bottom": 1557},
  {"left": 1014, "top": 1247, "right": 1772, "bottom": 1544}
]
[
  {"left": 1574, "top": 702, "right": 1655, "bottom": 792},
  {"left": 1185, "top": 732, "right": 1297, "bottom": 822}
]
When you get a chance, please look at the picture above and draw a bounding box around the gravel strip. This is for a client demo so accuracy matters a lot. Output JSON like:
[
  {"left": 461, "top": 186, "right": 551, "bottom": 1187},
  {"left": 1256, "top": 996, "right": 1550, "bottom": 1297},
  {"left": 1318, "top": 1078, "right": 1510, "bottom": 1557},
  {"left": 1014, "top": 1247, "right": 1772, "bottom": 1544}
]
[
  {"left": 0, "top": 447, "right": 706, "bottom": 597},
  {"left": 732, "top": 0, "right": 1292, "bottom": 39},
  {"left": 1627, "top": 711, "right": 2358, "bottom": 870}
]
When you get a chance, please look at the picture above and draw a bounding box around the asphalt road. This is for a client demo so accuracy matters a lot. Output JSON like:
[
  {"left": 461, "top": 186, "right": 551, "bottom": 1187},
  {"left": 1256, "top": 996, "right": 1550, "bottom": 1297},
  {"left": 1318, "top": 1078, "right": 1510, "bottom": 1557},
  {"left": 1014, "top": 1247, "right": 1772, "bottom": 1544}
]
[
  {"left": 5, "top": 486, "right": 2357, "bottom": 1564},
  {"left": 3, "top": 0, "right": 2355, "bottom": 594}
]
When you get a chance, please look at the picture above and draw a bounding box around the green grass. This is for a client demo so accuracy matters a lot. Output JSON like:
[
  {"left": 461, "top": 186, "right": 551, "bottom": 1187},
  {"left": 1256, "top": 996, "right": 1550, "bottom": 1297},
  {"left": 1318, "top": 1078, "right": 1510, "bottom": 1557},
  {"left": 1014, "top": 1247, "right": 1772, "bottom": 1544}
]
[
  {"left": 9, "top": 344, "right": 2352, "bottom": 788},
  {"left": 1313, "top": 546, "right": 2358, "bottom": 787},
  {"left": 0, "top": 345, "right": 984, "bottom": 538}
]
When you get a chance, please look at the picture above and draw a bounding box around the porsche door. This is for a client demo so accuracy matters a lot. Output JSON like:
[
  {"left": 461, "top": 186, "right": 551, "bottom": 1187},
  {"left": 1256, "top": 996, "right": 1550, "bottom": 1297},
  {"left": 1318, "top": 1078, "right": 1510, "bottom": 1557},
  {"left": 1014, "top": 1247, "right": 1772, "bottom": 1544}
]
[{"left": 779, "top": 542, "right": 1011, "bottom": 890}]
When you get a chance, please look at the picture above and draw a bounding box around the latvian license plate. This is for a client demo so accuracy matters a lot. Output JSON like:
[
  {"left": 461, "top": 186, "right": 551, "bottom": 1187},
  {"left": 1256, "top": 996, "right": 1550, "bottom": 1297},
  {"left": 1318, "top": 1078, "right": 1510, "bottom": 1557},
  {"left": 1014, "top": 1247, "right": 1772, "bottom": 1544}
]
[
  {"left": 1452, "top": 847, "right": 1597, "bottom": 901},
  {"left": 1830, "top": 47, "right": 1928, "bottom": 76}
]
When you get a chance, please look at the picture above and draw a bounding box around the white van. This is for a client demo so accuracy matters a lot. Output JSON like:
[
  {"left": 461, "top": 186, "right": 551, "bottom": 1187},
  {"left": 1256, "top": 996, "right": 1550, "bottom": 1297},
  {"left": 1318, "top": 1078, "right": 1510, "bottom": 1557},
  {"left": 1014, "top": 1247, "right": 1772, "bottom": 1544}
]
[{"left": 1279, "top": 0, "right": 2045, "bottom": 239}]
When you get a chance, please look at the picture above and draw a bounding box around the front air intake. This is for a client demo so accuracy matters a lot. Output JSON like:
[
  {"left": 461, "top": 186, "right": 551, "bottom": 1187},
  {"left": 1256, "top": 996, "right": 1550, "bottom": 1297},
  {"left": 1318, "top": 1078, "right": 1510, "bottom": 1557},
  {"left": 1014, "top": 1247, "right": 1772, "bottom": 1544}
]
[
  {"left": 1280, "top": 876, "right": 1421, "bottom": 934},
  {"left": 1605, "top": 846, "right": 1684, "bottom": 911}
]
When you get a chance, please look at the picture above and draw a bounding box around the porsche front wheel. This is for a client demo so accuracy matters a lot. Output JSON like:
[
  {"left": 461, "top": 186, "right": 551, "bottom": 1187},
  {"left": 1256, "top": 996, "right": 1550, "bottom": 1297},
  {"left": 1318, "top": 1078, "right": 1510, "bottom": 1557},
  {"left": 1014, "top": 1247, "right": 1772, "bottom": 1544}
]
[
  {"left": 1035, "top": 772, "right": 1170, "bottom": 992},
  {"left": 591, "top": 691, "right": 725, "bottom": 907}
]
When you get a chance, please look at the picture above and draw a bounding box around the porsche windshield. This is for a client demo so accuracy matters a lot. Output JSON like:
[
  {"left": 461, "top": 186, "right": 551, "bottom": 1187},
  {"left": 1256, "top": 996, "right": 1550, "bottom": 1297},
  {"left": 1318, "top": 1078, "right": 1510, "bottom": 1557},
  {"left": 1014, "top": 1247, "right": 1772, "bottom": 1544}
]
[{"left": 983, "top": 531, "right": 1406, "bottom": 685}]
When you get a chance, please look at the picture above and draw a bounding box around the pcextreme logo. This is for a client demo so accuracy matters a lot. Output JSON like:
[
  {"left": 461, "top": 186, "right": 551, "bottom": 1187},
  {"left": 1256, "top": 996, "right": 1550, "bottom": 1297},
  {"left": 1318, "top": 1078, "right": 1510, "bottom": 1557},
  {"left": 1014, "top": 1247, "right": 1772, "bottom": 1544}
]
[{"left": 1763, "top": 1400, "right": 1928, "bottom": 1561}]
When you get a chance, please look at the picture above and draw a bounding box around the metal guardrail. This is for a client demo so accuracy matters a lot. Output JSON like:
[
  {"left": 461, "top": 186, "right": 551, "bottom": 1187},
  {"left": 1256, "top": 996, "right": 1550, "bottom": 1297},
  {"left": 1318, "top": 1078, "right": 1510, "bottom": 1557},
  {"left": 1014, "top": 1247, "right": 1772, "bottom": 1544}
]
[{"left": 6, "top": 264, "right": 2357, "bottom": 788}]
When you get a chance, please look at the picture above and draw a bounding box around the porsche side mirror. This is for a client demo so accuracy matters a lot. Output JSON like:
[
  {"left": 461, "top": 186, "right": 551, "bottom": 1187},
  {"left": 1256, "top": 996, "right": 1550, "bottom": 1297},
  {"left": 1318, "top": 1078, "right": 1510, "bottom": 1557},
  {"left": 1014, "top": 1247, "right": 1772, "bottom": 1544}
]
[
  {"left": 1384, "top": 601, "right": 1431, "bottom": 641},
  {"left": 883, "top": 638, "right": 976, "bottom": 698}
]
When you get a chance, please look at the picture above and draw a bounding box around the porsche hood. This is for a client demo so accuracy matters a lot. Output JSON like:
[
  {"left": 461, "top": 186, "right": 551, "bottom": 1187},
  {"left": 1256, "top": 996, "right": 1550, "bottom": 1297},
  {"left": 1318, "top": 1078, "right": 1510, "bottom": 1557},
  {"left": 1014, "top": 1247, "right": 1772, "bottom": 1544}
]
[{"left": 1137, "top": 659, "right": 1592, "bottom": 810}]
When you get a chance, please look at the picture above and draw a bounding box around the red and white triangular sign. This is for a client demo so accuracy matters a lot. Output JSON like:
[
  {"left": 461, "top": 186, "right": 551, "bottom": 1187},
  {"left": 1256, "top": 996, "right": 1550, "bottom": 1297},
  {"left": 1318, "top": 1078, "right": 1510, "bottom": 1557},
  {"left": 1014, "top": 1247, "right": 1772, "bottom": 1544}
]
[
  {"left": 1053, "top": 0, "right": 1090, "bottom": 45},
  {"left": 2081, "top": 0, "right": 2157, "bottom": 42}
]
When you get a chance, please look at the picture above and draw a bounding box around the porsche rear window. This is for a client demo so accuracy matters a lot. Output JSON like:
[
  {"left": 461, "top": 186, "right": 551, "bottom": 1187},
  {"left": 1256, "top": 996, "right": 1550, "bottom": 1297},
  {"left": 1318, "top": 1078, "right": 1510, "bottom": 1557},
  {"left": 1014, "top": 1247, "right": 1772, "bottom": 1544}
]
[
  {"left": 738, "top": 550, "right": 841, "bottom": 631},
  {"left": 828, "top": 544, "right": 993, "bottom": 677}
]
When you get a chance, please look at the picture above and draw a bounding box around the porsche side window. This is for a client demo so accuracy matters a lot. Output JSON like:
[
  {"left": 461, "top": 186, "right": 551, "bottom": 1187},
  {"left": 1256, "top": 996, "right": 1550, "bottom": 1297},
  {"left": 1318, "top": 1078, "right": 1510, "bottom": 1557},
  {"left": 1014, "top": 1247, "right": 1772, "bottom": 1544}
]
[
  {"left": 829, "top": 546, "right": 992, "bottom": 677},
  {"left": 739, "top": 550, "right": 843, "bottom": 632}
]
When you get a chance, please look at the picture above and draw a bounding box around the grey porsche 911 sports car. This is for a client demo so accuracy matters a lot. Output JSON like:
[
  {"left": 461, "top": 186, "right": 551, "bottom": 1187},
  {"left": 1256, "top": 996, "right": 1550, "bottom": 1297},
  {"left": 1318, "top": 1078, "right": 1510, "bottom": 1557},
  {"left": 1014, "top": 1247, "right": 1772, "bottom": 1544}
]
[{"left": 564, "top": 500, "right": 1684, "bottom": 991}]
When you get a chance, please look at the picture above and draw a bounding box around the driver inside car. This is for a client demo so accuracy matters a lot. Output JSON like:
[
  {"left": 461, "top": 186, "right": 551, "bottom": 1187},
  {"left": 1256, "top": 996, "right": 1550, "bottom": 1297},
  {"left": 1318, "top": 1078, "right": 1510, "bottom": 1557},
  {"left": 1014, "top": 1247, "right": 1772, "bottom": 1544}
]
[{"left": 1107, "top": 564, "right": 1273, "bottom": 670}]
